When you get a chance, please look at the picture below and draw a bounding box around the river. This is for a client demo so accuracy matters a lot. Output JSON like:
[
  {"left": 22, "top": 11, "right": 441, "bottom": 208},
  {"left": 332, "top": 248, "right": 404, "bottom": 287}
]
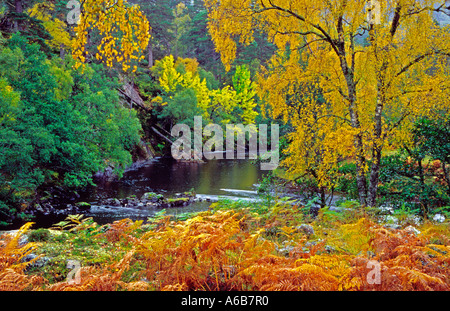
[{"left": 74, "top": 157, "right": 270, "bottom": 225}]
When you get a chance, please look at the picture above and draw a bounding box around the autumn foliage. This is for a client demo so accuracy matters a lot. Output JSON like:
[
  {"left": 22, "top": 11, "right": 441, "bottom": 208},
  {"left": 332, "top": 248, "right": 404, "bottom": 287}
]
[
  {"left": 1, "top": 202, "right": 449, "bottom": 291},
  {"left": 72, "top": 0, "right": 151, "bottom": 72},
  {"left": 205, "top": 0, "right": 450, "bottom": 207},
  {"left": 0, "top": 223, "right": 45, "bottom": 290}
]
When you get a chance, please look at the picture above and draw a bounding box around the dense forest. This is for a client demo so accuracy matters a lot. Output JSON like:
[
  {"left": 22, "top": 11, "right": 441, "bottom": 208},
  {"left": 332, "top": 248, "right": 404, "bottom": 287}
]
[
  {"left": 0, "top": 0, "right": 449, "bottom": 291},
  {"left": 0, "top": 0, "right": 279, "bottom": 226}
]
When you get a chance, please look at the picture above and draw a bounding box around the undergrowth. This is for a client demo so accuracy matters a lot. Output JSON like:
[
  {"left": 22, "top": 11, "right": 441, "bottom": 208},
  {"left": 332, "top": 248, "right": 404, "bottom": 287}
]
[{"left": 0, "top": 200, "right": 449, "bottom": 291}]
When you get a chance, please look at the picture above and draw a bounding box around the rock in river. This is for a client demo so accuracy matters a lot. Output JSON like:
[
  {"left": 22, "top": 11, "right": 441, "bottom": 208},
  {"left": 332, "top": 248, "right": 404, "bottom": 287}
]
[{"left": 75, "top": 202, "right": 91, "bottom": 211}]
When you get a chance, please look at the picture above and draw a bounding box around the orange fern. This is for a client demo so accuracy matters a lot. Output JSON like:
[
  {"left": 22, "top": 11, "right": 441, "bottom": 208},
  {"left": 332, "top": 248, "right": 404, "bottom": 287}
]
[{"left": 0, "top": 223, "right": 46, "bottom": 290}]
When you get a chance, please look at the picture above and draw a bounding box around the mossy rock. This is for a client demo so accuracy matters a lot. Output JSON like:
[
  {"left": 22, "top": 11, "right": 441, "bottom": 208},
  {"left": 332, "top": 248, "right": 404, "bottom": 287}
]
[
  {"left": 142, "top": 192, "right": 164, "bottom": 202},
  {"left": 165, "top": 197, "right": 191, "bottom": 207},
  {"left": 75, "top": 202, "right": 91, "bottom": 210}
]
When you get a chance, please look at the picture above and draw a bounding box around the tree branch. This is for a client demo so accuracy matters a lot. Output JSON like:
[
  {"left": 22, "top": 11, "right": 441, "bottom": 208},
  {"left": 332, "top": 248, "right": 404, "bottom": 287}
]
[
  {"left": 390, "top": 4, "right": 402, "bottom": 37},
  {"left": 255, "top": 0, "right": 340, "bottom": 56},
  {"left": 315, "top": 114, "right": 352, "bottom": 125},
  {"left": 394, "top": 49, "right": 450, "bottom": 79}
]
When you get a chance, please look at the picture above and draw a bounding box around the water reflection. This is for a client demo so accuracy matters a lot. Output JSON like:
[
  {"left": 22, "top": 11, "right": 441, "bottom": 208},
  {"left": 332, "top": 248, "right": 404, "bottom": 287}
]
[{"left": 79, "top": 157, "right": 268, "bottom": 224}]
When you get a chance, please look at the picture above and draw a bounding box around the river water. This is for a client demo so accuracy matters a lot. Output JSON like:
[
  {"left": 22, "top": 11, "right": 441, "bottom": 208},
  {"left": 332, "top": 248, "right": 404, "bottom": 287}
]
[{"left": 75, "top": 157, "right": 270, "bottom": 224}]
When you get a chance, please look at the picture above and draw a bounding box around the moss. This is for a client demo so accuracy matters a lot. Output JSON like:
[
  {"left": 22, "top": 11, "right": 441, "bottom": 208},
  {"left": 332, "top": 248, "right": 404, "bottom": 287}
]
[
  {"left": 75, "top": 202, "right": 91, "bottom": 209},
  {"left": 166, "top": 197, "right": 190, "bottom": 203},
  {"left": 28, "top": 228, "right": 51, "bottom": 242}
]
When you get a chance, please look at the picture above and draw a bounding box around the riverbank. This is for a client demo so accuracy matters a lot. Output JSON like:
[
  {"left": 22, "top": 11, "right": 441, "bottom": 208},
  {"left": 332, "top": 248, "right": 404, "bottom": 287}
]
[
  {"left": 1, "top": 198, "right": 448, "bottom": 291},
  {"left": 3, "top": 157, "right": 268, "bottom": 230}
]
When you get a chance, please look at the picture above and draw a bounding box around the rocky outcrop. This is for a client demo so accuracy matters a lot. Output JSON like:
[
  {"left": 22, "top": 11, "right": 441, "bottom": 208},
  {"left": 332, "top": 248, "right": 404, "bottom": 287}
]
[
  {"left": 24, "top": 190, "right": 198, "bottom": 222},
  {"left": 99, "top": 192, "right": 196, "bottom": 209}
]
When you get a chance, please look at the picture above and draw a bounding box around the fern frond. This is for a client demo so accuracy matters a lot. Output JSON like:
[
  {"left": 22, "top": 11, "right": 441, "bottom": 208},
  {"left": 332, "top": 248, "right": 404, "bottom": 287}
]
[{"left": 390, "top": 266, "right": 448, "bottom": 291}]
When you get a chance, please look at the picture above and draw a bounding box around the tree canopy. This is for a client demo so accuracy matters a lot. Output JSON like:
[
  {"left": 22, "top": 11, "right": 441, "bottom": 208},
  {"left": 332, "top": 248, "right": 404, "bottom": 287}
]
[
  {"left": 205, "top": 0, "right": 450, "bottom": 206},
  {"left": 0, "top": 33, "right": 142, "bottom": 225}
]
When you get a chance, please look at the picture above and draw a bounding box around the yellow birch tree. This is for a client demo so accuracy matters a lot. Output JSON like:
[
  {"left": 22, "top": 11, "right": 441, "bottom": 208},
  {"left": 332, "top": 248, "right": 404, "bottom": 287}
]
[
  {"left": 72, "top": 0, "right": 151, "bottom": 72},
  {"left": 205, "top": 0, "right": 450, "bottom": 206}
]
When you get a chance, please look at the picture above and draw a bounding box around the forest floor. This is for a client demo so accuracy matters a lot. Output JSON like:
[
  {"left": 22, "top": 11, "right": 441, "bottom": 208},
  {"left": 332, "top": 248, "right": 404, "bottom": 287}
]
[{"left": 1, "top": 199, "right": 449, "bottom": 291}]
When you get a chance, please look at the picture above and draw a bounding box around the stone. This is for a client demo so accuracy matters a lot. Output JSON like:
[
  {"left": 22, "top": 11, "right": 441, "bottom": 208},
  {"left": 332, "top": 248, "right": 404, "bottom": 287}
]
[
  {"left": 126, "top": 197, "right": 139, "bottom": 207},
  {"left": 406, "top": 215, "right": 422, "bottom": 226},
  {"left": 75, "top": 202, "right": 91, "bottom": 211},
  {"left": 275, "top": 242, "right": 295, "bottom": 256},
  {"left": 328, "top": 206, "right": 345, "bottom": 212},
  {"left": 384, "top": 223, "right": 401, "bottom": 230},
  {"left": 305, "top": 241, "right": 317, "bottom": 247},
  {"left": 165, "top": 197, "right": 191, "bottom": 207},
  {"left": 324, "top": 245, "right": 336, "bottom": 253},
  {"left": 22, "top": 254, "right": 50, "bottom": 268},
  {"left": 378, "top": 205, "right": 394, "bottom": 214},
  {"left": 380, "top": 215, "right": 399, "bottom": 227},
  {"left": 433, "top": 213, "right": 446, "bottom": 223},
  {"left": 0, "top": 230, "right": 28, "bottom": 246},
  {"left": 142, "top": 192, "right": 164, "bottom": 203},
  {"left": 35, "top": 204, "right": 44, "bottom": 213},
  {"left": 404, "top": 225, "right": 421, "bottom": 236},
  {"left": 296, "top": 224, "right": 314, "bottom": 236},
  {"left": 18, "top": 234, "right": 28, "bottom": 246}
]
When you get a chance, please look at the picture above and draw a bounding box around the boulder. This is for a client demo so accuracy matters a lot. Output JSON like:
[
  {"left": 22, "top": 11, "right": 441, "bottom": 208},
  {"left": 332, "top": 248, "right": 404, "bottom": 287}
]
[
  {"left": 404, "top": 225, "right": 421, "bottom": 236},
  {"left": 296, "top": 224, "right": 315, "bottom": 236},
  {"left": 380, "top": 215, "right": 399, "bottom": 228},
  {"left": 433, "top": 213, "right": 446, "bottom": 223},
  {"left": 33, "top": 203, "right": 53, "bottom": 216},
  {"left": 125, "top": 197, "right": 140, "bottom": 207},
  {"left": 22, "top": 254, "right": 50, "bottom": 269},
  {"left": 328, "top": 206, "right": 342, "bottom": 212},
  {"left": 75, "top": 202, "right": 91, "bottom": 211},
  {"left": 102, "top": 198, "right": 117, "bottom": 206},
  {"left": 165, "top": 197, "right": 191, "bottom": 207},
  {"left": 378, "top": 205, "right": 394, "bottom": 214},
  {"left": 111, "top": 198, "right": 121, "bottom": 206},
  {"left": 276, "top": 245, "right": 295, "bottom": 256},
  {"left": 384, "top": 223, "right": 401, "bottom": 230},
  {"left": 141, "top": 192, "right": 164, "bottom": 203}
]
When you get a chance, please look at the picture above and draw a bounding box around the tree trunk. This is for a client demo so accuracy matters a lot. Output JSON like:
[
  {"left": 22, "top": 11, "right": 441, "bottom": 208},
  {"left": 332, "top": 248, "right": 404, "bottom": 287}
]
[
  {"left": 368, "top": 147, "right": 382, "bottom": 207},
  {"left": 367, "top": 97, "right": 385, "bottom": 207},
  {"left": 367, "top": 22, "right": 389, "bottom": 207},
  {"left": 441, "top": 161, "right": 450, "bottom": 196},
  {"left": 341, "top": 67, "right": 368, "bottom": 206},
  {"left": 320, "top": 186, "right": 326, "bottom": 209},
  {"left": 148, "top": 38, "right": 154, "bottom": 67},
  {"left": 354, "top": 133, "right": 368, "bottom": 206},
  {"left": 337, "top": 17, "right": 368, "bottom": 206},
  {"left": 417, "top": 158, "right": 428, "bottom": 213},
  {"left": 60, "top": 44, "right": 65, "bottom": 59},
  {"left": 15, "top": 0, "right": 22, "bottom": 14},
  {"left": 13, "top": 0, "right": 23, "bottom": 32}
]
